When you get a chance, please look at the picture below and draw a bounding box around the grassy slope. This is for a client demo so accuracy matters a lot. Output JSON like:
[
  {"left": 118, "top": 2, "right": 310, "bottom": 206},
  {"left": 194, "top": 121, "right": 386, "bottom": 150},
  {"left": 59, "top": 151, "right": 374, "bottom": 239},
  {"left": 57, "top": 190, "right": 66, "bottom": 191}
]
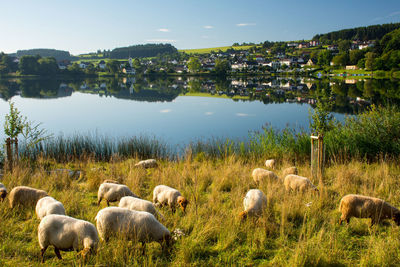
[
  {"left": 179, "top": 45, "right": 257, "bottom": 54},
  {"left": 1, "top": 158, "right": 400, "bottom": 266}
]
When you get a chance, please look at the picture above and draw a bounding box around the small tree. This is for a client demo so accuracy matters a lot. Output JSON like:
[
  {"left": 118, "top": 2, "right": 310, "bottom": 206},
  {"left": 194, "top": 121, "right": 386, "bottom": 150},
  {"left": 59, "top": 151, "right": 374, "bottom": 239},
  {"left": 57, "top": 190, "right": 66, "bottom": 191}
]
[{"left": 4, "top": 101, "right": 25, "bottom": 139}]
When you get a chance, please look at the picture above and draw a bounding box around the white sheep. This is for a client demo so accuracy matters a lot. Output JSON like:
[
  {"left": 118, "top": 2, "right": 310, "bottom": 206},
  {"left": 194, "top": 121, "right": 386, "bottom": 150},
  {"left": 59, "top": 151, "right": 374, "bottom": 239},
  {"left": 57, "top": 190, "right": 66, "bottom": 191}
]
[
  {"left": 282, "top": 166, "right": 298, "bottom": 177},
  {"left": 239, "top": 189, "right": 267, "bottom": 220},
  {"left": 339, "top": 194, "right": 400, "bottom": 226},
  {"left": 0, "top": 183, "right": 7, "bottom": 201},
  {"left": 284, "top": 175, "right": 318, "bottom": 193},
  {"left": 265, "top": 159, "right": 276, "bottom": 170},
  {"left": 35, "top": 196, "right": 66, "bottom": 220},
  {"left": 9, "top": 186, "right": 48, "bottom": 209},
  {"left": 252, "top": 168, "right": 278, "bottom": 184},
  {"left": 153, "top": 185, "right": 188, "bottom": 213},
  {"left": 95, "top": 207, "right": 171, "bottom": 252},
  {"left": 97, "top": 182, "right": 138, "bottom": 206},
  {"left": 119, "top": 196, "right": 164, "bottom": 220},
  {"left": 135, "top": 159, "right": 158, "bottom": 169},
  {"left": 38, "top": 214, "right": 99, "bottom": 263}
]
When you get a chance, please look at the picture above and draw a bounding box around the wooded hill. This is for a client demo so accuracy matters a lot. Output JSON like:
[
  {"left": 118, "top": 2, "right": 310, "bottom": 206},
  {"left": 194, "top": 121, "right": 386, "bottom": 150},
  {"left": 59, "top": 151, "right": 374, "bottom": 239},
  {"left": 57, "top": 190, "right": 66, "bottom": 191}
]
[
  {"left": 14, "top": 49, "right": 71, "bottom": 61},
  {"left": 109, "top": 44, "right": 178, "bottom": 59},
  {"left": 313, "top": 23, "right": 400, "bottom": 43}
]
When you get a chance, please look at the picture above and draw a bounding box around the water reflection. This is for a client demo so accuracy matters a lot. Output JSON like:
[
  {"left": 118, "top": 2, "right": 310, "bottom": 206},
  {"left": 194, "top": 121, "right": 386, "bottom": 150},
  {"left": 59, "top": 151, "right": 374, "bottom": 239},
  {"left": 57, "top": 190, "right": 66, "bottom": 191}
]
[{"left": 1, "top": 76, "right": 399, "bottom": 114}]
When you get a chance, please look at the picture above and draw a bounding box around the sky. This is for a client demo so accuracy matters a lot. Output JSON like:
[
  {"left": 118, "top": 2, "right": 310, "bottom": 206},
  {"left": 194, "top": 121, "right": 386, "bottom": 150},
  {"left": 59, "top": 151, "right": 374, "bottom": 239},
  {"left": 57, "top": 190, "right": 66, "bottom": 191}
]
[{"left": 2, "top": 0, "right": 400, "bottom": 55}]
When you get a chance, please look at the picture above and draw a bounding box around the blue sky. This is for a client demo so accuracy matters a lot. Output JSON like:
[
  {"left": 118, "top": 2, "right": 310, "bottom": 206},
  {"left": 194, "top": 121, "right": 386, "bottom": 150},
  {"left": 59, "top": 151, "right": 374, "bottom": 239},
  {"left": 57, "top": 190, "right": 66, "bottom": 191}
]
[{"left": 2, "top": 0, "right": 400, "bottom": 55}]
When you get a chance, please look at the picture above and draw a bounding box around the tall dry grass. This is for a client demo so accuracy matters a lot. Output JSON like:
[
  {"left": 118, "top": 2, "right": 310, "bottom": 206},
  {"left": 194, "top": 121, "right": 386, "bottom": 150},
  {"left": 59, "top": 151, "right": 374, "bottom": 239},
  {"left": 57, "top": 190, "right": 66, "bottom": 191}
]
[{"left": 1, "top": 157, "right": 400, "bottom": 266}]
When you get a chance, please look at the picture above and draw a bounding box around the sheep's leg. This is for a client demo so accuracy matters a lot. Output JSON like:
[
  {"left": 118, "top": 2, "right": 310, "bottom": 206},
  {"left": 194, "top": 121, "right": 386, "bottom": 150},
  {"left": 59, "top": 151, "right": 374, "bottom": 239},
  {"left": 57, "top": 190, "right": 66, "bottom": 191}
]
[
  {"left": 54, "top": 247, "right": 62, "bottom": 260},
  {"left": 40, "top": 247, "right": 47, "bottom": 263},
  {"left": 106, "top": 200, "right": 110, "bottom": 206},
  {"left": 97, "top": 197, "right": 102, "bottom": 206}
]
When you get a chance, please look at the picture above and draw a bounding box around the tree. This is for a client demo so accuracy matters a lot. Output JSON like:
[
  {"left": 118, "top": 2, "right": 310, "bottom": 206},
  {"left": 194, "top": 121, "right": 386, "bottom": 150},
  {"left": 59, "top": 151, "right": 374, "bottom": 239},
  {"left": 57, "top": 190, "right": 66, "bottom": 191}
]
[
  {"left": 317, "top": 50, "right": 332, "bottom": 66},
  {"left": 214, "top": 59, "right": 231, "bottom": 76},
  {"left": 332, "top": 53, "right": 349, "bottom": 67},
  {"left": 187, "top": 57, "right": 201, "bottom": 73},
  {"left": 349, "top": 49, "right": 365, "bottom": 65},
  {"left": 19, "top": 55, "right": 40, "bottom": 74},
  {"left": 37, "top": 57, "right": 58, "bottom": 75},
  {"left": 106, "top": 60, "right": 120, "bottom": 74},
  {"left": 365, "top": 52, "right": 376, "bottom": 70}
]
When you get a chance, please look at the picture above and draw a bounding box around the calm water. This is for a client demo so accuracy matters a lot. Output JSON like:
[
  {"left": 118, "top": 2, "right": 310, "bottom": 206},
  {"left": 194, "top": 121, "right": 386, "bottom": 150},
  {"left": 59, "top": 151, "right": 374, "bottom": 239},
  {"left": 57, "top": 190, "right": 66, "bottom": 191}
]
[{"left": 0, "top": 77, "right": 398, "bottom": 146}]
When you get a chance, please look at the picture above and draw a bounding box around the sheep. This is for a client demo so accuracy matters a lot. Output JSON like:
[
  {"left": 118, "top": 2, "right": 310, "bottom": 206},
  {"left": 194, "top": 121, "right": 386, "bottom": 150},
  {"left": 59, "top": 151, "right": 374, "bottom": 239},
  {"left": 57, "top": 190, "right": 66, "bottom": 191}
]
[
  {"left": 97, "top": 182, "right": 138, "bottom": 206},
  {"left": 9, "top": 186, "right": 48, "bottom": 209},
  {"left": 119, "top": 196, "right": 164, "bottom": 220},
  {"left": 0, "top": 183, "right": 7, "bottom": 201},
  {"left": 95, "top": 207, "right": 171, "bottom": 253},
  {"left": 239, "top": 189, "right": 267, "bottom": 220},
  {"left": 339, "top": 194, "right": 400, "bottom": 226},
  {"left": 153, "top": 185, "right": 188, "bottom": 213},
  {"left": 284, "top": 175, "right": 318, "bottom": 193},
  {"left": 102, "top": 179, "right": 120, "bottom": 184},
  {"left": 38, "top": 214, "right": 99, "bottom": 263},
  {"left": 252, "top": 168, "right": 278, "bottom": 185},
  {"left": 265, "top": 159, "right": 276, "bottom": 170},
  {"left": 36, "top": 196, "right": 66, "bottom": 220},
  {"left": 135, "top": 159, "right": 158, "bottom": 169},
  {"left": 282, "top": 166, "right": 298, "bottom": 177}
]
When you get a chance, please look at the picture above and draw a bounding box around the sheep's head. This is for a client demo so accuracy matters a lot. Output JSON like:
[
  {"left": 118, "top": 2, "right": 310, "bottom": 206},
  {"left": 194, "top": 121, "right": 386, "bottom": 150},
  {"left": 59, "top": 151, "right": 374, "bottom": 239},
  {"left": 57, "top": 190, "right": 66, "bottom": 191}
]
[
  {"left": 177, "top": 196, "right": 188, "bottom": 212},
  {"left": 239, "top": 211, "right": 248, "bottom": 221},
  {"left": 0, "top": 190, "right": 6, "bottom": 201},
  {"left": 393, "top": 213, "right": 400, "bottom": 225}
]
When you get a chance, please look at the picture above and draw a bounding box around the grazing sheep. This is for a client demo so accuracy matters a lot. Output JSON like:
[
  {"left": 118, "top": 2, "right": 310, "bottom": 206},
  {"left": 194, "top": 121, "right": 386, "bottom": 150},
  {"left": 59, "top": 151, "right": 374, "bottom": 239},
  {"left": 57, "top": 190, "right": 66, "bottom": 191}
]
[
  {"left": 282, "top": 166, "right": 298, "bottom": 177},
  {"left": 339, "top": 194, "right": 400, "bottom": 226},
  {"left": 153, "top": 185, "right": 188, "bottom": 213},
  {"left": 0, "top": 183, "right": 7, "bottom": 201},
  {"left": 95, "top": 207, "right": 171, "bottom": 252},
  {"left": 252, "top": 168, "right": 278, "bottom": 185},
  {"left": 102, "top": 179, "right": 120, "bottom": 184},
  {"left": 97, "top": 183, "right": 138, "bottom": 206},
  {"left": 36, "top": 196, "right": 66, "bottom": 220},
  {"left": 239, "top": 189, "right": 267, "bottom": 220},
  {"left": 284, "top": 175, "right": 318, "bottom": 193},
  {"left": 265, "top": 159, "right": 276, "bottom": 170},
  {"left": 9, "top": 186, "right": 48, "bottom": 209},
  {"left": 135, "top": 159, "right": 158, "bottom": 169},
  {"left": 119, "top": 196, "right": 164, "bottom": 220},
  {"left": 38, "top": 214, "right": 99, "bottom": 263}
]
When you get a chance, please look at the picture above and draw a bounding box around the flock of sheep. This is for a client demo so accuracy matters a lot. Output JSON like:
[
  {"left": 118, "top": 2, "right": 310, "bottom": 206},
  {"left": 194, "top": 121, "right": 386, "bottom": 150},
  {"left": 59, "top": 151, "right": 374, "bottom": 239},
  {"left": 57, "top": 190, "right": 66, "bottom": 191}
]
[{"left": 1, "top": 158, "right": 400, "bottom": 263}]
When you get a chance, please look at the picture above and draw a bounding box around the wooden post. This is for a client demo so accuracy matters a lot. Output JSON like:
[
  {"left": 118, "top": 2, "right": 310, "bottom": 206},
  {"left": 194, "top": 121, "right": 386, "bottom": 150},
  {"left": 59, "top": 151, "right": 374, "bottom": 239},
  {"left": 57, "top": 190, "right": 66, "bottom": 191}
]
[
  {"left": 311, "top": 135, "right": 324, "bottom": 185},
  {"left": 14, "top": 138, "right": 18, "bottom": 162},
  {"left": 318, "top": 135, "right": 324, "bottom": 185},
  {"left": 6, "top": 138, "right": 12, "bottom": 172}
]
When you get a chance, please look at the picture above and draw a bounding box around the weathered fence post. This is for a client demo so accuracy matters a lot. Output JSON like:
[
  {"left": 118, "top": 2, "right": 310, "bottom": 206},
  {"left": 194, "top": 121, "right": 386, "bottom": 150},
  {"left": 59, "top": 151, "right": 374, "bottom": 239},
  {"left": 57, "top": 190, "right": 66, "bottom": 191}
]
[
  {"left": 5, "top": 137, "right": 19, "bottom": 173},
  {"left": 311, "top": 134, "right": 324, "bottom": 185}
]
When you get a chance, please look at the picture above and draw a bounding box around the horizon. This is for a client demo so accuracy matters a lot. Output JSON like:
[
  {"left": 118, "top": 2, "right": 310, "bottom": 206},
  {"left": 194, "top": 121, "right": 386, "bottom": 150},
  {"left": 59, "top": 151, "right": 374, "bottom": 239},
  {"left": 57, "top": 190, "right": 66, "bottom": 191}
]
[{"left": 2, "top": 0, "right": 400, "bottom": 55}]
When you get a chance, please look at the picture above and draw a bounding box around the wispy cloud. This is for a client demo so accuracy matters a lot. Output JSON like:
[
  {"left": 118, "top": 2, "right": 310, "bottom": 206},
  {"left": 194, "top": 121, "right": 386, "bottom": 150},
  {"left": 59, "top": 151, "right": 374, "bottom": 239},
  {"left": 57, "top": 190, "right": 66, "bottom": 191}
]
[
  {"left": 205, "top": 112, "right": 214, "bottom": 115},
  {"left": 147, "top": 39, "right": 176, "bottom": 43},
  {"left": 372, "top": 11, "right": 400, "bottom": 22},
  {"left": 236, "top": 23, "right": 256, "bottom": 27},
  {"left": 158, "top": 28, "right": 170, "bottom": 32},
  {"left": 236, "top": 113, "right": 255, "bottom": 117},
  {"left": 203, "top": 25, "right": 214, "bottom": 29},
  {"left": 160, "top": 109, "right": 172, "bottom": 113},
  {"left": 201, "top": 35, "right": 209, "bottom": 39}
]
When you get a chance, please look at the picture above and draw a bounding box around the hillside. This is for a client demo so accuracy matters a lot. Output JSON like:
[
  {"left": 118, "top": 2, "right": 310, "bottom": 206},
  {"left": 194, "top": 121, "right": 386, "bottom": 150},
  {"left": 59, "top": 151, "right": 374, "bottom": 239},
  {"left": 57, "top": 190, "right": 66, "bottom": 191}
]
[
  {"left": 313, "top": 22, "right": 400, "bottom": 43},
  {"left": 109, "top": 44, "right": 178, "bottom": 59},
  {"left": 14, "top": 49, "right": 71, "bottom": 61}
]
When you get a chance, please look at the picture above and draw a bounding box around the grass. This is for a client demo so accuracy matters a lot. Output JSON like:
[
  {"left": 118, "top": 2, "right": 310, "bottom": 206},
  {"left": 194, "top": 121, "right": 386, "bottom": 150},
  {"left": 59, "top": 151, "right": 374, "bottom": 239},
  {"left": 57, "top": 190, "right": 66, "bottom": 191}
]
[
  {"left": 179, "top": 45, "right": 258, "bottom": 54},
  {"left": 1, "top": 157, "right": 400, "bottom": 266}
]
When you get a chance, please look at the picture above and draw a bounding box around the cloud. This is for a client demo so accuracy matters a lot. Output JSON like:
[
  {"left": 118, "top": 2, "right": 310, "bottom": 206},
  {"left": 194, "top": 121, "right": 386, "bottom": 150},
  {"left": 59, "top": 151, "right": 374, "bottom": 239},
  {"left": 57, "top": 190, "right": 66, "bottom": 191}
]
[
  {"left": 236, "top": 23, "right": 256, "bottom": 27},
  {"left": 160, "top": 109, "right": 172, "bottom": 113},
  {"left": 158, "top": 28, "right": 170, "bottom": 32},
  {"left": 205, "top": 112, "right": 214, "bottom": 115},
  {"left": 203, "top": 25, "right": 214, "bottom": 29},
  {"left": 147, "top": 39, "right": 176, "bottom": 43},
  {"left": 236, "top": 113, "right": 255, "bottom": 117},
  {"left": 372, "top": 11, "right": 400, "bottom": 22},
  {"left": 201, "top": 35, "right": 209, "bottom": 39}
]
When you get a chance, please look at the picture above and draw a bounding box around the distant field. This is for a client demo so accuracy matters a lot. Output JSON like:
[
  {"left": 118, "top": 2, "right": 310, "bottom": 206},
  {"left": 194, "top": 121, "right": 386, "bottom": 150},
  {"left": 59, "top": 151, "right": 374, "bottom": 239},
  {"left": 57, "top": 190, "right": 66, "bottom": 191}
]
[{"left": 179, "top": 45, "right": 258, "bottom": 54}]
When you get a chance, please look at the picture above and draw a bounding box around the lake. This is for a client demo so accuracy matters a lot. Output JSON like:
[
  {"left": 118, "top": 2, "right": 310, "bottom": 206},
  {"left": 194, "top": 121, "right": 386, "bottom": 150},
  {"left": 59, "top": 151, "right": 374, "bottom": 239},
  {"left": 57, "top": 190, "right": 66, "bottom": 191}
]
[{"left": 0, "top": 76, "right": 398, "bottom": 146}]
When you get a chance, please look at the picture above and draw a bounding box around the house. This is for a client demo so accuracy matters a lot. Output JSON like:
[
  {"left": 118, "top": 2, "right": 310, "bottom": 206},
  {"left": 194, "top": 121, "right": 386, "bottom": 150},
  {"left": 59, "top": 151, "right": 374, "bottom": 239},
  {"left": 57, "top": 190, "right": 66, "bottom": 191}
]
[
  {"left": 309, "top": 40, "right": 320, "bottom": 47},
  {"left": 279, "top": 58, "right": 292, "bottom": 67},
  {"left": 79, "top": 62, "right": 89, "bottom": 69},
  {"left": 255, "top": 55, "right": 264, "bottom": 62},
  {"left": 306, "top": 59, "right": 316, "bottom": 66},
  {"left": 327, "top": 45, "right": 338, "bottom": 51},
  {"left": 345, "top": 65, "right": 358, "bottom": 70},
  {"left": 122, "top": 67, "right": 135, "bottom": 75},
  {"left": 98, "top": 60, "right": 106, "bottom": 70}
]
